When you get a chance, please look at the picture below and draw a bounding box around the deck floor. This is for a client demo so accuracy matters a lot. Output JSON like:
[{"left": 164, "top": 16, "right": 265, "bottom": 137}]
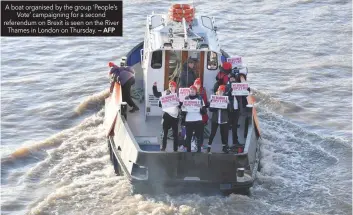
[{"left": 126, "top": 100, "right": 246, "bottom": 153}]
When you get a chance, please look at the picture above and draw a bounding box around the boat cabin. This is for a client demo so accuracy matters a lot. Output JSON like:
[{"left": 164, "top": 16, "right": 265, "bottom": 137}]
[{"left": 140, "top": 12, "right": 225, "bottom": 117}]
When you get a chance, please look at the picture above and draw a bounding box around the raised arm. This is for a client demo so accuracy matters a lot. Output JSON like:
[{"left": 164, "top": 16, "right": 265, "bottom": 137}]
[{"left": 152, "top": 82, "right": 162, "bottom": 98}]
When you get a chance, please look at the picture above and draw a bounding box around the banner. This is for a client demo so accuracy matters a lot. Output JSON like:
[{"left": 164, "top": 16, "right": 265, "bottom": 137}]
[
  {"left": 227, "top": 56, "right": 243, "bottom": 68},
  {"left": 160, "top": 93, "right": 179, "bottom": 109},
  {"left": 182, "top": 99, "right": 201, "bottom": 112},
  {"left": 231, "top": 83, "right": 249, "bottom": 96},
  {"left": 210, "top": 95, "right": 228, "bottom": 109},
  {"left": 179, "top": 88, "right": 190, "bottom": 102}
]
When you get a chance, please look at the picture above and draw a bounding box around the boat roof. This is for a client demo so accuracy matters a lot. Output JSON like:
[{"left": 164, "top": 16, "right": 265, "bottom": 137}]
[{"left": 146, "top": 13, "right": 221, "bottom": 53}]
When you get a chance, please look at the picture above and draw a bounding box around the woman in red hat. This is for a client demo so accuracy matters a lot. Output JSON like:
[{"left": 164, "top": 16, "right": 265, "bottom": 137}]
[
  {"left": 152, "top": 80, "right": 181, "bottom": 151},
  {"left": 207, "top": 85, "right": 231, "bottom": 153},
  {"left": 193, "top": 78, "right": 209, "bottom": 148},
  {"left": 213, "top": 62, "right": 232, "bottom": 93},
  {"left": 181, "top": 85, "right": 206, "bottom": 152}
]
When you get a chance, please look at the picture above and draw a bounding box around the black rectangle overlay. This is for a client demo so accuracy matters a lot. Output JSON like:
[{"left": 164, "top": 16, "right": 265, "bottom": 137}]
[{"left": 1, "top": 1, "right": 123, "bottom": 36}]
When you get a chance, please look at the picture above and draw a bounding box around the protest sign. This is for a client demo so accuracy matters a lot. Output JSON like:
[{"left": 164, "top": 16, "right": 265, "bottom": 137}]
[
  {"left": 182, "top": 100, "right": 201, "bottom": 112},
  {"left": 227, "top": 56, "right": 243, "bottom": 67},
  {"left": 179, "top": 88, "right": 190, "bottom": 102},
  {"left": 210, "top": 95, "right": 228, "bottom": 109},
  {"left": 231, "top": 83, "right": 249, "bottom": 96},
  {"left": 160, "top": 93, "right": 179, "bottom": 109}
]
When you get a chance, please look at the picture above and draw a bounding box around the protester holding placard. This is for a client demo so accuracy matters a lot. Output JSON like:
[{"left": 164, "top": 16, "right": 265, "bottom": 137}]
[
  {"left": 207, "top": 85, "right": 231, "bottom": 153},
  {"left": 226, "top": 74, "right": 241, "bottom": 146},
  {"left": 152, "top": 81, "right": 181, "bottom": 152},
  {"left": 194, "top": 78, "right": 209, "bottom": 148},
  {"left": 181, "top": 85, "right": 206, "bottom": 152}
]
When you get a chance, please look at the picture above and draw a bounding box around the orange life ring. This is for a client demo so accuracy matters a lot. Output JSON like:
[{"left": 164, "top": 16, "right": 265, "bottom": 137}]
[{"left": 168, "top": 4, "right": 195, "bottom": 22}]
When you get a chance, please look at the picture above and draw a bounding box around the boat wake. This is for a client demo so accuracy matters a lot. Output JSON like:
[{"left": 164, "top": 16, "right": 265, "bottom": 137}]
[
  {"left": 1, "top": 91, "right": 351, "bottom": 215},
  {"left": 74, "top": 88, "right": 110, "bottom": 115}
]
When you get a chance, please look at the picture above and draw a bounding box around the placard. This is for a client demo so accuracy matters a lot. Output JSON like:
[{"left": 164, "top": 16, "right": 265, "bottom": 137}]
[
  {"left": 182, "top": 100, "right": 201, "bottom": 112},
  {"left": 227, "top": 56, "right": 243, "bottom": 67},
  {"left": 231, "top": 83, "right": 249, "bottom": 96},
  {"left": 178, "top": 88, "right": 190, "bottom": 102},
  {"left": 210, "top": 95, "right": 228, "bottom": 109},
  {"left": 160, "top": 93, "right": 179, "bottom": 109}
]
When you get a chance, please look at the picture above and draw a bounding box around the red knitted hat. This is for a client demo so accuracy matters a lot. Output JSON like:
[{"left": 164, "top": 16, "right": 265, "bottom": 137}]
[
  {"left": 169, "top": 81, "right": 177, "bottom": 87},
  {"left": 108, "top": 62, "right": 115, "bottom": 67},
  {"left": 218, "top": 85, "right": 226, "bottom": 92},
  {"left": 222, "top": 62, "right": 232, "bottom": 70},
  {"left": 189, "top": 85, "right": 197, "bottom": 91},
  {"left": 194, "top": 78, "right": 201, "bottom": 85}
]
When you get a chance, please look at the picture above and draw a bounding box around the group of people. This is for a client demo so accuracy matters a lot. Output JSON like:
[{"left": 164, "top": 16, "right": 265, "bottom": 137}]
[
  {"left": 154, "top": 59, "right": 248, "bottom": 154},
  {"left": 107, "top": 58, "right": 248, "bottom": 154}
]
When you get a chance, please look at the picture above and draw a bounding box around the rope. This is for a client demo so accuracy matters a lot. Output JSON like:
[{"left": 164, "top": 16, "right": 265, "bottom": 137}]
[{"left": 131, "top": 86, "right": 144, "bottom": 103}]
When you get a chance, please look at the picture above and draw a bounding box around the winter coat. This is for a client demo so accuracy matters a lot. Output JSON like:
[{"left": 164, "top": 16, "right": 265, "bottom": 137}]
[
  {"left": 198, "top": 87, "right": 209, "bottom": 124},
  {"left": 209, "top": 94, "right": 231, "bottom": 124},
  {"left": 110, "top": 66, "right": 135, "bottom": 86},
  {"left": 180, "top": 63, "right": 197, "bottom": 88}
]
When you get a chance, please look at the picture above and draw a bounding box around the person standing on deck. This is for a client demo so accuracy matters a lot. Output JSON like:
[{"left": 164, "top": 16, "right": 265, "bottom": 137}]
[
  {"left": 194, "top": 78, "right": 209, "bottom": 148},
  {"left": 152, "top": 81, "right": 181, "bottom": 152},
  {"left": 207, "top": 85, "right": 231, "bottom": 154},
  {"left": 226, "top": 73, "right": 241, "bottom": 146},
  {"left": 213, "top": 62, "right": 232, "bottom": 93},
  {"left": 179, "top": 57, "right": 198, "bottom": 88},
  {"left": 181, "top": 85, "right": 206, "bottom": 152},
  {"left": 109, "top": 62, "right": 140, "bottom": 113}
]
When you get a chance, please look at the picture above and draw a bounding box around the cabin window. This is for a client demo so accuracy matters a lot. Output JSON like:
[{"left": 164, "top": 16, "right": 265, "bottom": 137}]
[
  {"left": 207, "top": 51, "right": 218, "bottom": 70},
  {"left": 151, "top": 50, "right": 162, "bottom": 69},
  {"left": 201, "top": 16, "right": 213, "bottom": 30}
]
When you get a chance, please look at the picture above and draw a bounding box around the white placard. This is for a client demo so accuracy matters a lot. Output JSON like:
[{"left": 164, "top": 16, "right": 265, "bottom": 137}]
[
  {"left": 179, "top": 88, "right": 190, "bottom": 102},
  {"left": 182, "top": 100, "right": 201, "bottom": 112},
  {"left": 227, "top": 56, "right": 243, "bottom": 67},
  {"left": 210, "top": 95, "right": 228, "bottom": 109},
  {"left": 160, "top": 93, "right": 179, "bottom": 109},
  {"left": 231, "top": 83, "right": 249, "bottom": 96}
]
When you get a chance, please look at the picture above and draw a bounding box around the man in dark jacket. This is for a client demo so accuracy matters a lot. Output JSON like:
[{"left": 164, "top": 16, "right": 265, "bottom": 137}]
[
  {"left": 109, "top": 62, "right": 139, "bottom": 113},
  {"left": 179, "top": 58, "right": 198, "bottom": 88}
]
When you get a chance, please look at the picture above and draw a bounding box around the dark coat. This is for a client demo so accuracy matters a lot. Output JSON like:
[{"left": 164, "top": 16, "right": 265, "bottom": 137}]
[
  {"left": 110, "top": 66, "right": 135, "bottom": 86},
  {"left": 209, "top": 102, "right": 231, "bottom": 124},
  {"left": 179, "top": 63, "right": 197, "bottom": 88}
]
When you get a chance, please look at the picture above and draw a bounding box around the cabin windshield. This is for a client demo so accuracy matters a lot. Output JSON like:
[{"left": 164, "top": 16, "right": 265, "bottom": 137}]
[{"left": 163, "top": 50, "right": 204, "bottom": 89}]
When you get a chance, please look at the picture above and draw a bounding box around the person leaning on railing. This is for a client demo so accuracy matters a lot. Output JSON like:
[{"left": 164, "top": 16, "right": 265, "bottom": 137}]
[
  {"left": 152, "top": 81, "right": 181, "bottom": 152},
  {"left": 108, "top": 62, "right": 140, "bottom": 113}
]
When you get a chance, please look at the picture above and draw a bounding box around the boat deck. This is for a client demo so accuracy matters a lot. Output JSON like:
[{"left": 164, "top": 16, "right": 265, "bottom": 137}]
[{"left": 126, "top": 100, "right": 246, "bottom": 153}]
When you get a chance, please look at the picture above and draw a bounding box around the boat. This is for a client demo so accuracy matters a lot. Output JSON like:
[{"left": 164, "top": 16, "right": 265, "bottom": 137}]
[{"left": 104, "top": 4, "right": 261, "bottom": 194}]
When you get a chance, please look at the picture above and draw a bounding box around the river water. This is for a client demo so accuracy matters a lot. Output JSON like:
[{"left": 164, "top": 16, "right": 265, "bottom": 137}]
[{"left": 1, "top": 0, "right": 352, "bottom": 214}]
